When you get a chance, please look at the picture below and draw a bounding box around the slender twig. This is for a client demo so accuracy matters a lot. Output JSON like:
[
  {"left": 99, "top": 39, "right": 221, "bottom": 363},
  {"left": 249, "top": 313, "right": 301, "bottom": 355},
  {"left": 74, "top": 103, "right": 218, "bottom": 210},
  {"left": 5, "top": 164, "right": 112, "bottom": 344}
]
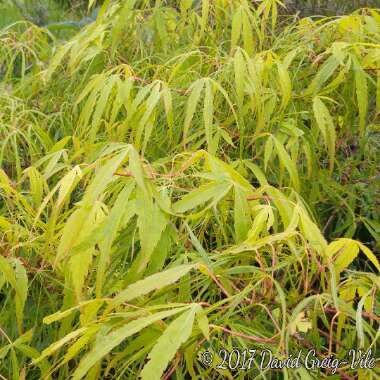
[
  {"left": 293, "top": 334, "right": 355, "bottom": 380},
  {"left": 163, "top": 352, "right": 181, "bottom": 380},
  {"left": 208, "top": 271, "right": 231, "bottom": 298},
  {"left": 0, "top": 326, "right": 12, "bottom": 345},
  {"left": 318, "top": 329, "right": 344, "bottom": 348},
  {"left": 328, "top": 310, "right": 340, "bottom": 355},
  {"left": 209, "top": 324, "right": 279, "bottom": 343},
  {"left": 322, "top": 209, "right": 337, "bottom": 234},
  {"left": 324, "top": 306, "right": 380, "bottom": 321}
]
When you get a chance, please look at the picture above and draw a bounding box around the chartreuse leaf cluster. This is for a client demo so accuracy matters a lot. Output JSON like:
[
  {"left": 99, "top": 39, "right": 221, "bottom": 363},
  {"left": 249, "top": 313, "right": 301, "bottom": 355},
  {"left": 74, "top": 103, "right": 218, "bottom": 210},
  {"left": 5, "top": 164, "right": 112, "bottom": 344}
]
[{"left": 0, "top": 1, "right": 379, "bottom": 379}]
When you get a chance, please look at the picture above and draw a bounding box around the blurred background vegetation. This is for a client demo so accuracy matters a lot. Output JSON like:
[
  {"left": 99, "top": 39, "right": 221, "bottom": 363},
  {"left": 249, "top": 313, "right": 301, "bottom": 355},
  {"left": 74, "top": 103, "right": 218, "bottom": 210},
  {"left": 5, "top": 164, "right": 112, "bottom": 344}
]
[
  {"left": 0, "top": 0, "right": 87, "bottom": 28},
  {"left": 285, "top": 0, "right": 380, "bottom": 16},
  {"left": 1, "top": 0, "right": 380, "bottom": 29}
]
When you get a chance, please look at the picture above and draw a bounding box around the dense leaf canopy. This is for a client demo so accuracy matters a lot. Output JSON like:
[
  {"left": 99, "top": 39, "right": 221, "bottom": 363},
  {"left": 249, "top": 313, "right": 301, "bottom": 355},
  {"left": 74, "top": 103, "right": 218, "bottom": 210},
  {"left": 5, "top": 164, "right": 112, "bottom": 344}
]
[{"left": 0, "top": 1, "right": 379, "bottom": 379}]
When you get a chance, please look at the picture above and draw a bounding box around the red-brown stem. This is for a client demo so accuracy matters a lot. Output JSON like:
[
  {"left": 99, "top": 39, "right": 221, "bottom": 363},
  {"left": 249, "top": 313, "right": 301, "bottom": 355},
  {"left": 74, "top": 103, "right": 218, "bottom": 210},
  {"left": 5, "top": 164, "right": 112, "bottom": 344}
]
[
  {"left": 324, "top": 306, "right": 380, "bottom": 321},
  {"left": 163, "top": 352, "right": 181, "bottom": 380},
  {"left": 209, "top": 324, "right": 279, "bottom": 343},
  {"left": 328, "top": 311, "right": 340, "bottom": 355},
  {"left": 208, "top": 271, "right": 231, "bottom": 298}
]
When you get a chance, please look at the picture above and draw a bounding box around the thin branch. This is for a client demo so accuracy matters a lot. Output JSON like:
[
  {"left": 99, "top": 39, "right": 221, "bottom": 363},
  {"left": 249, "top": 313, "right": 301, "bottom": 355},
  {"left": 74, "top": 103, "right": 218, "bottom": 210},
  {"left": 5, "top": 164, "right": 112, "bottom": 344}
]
[
  {"left": 210, "top": 324, "right": 279, "bottom": 343},
  {"left": 163, "top": 352, "right": 181, "bottom": 380}
]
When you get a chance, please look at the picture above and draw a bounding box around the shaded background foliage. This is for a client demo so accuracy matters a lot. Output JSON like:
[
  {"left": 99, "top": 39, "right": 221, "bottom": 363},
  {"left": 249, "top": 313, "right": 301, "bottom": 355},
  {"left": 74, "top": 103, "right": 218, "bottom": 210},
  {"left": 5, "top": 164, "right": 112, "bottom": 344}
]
[
  {"left": 285, "top": 0, "right": 380, "bottom": 15},
  {"left": 2, "top": 0, "right": 380, "bottom": 27}
]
